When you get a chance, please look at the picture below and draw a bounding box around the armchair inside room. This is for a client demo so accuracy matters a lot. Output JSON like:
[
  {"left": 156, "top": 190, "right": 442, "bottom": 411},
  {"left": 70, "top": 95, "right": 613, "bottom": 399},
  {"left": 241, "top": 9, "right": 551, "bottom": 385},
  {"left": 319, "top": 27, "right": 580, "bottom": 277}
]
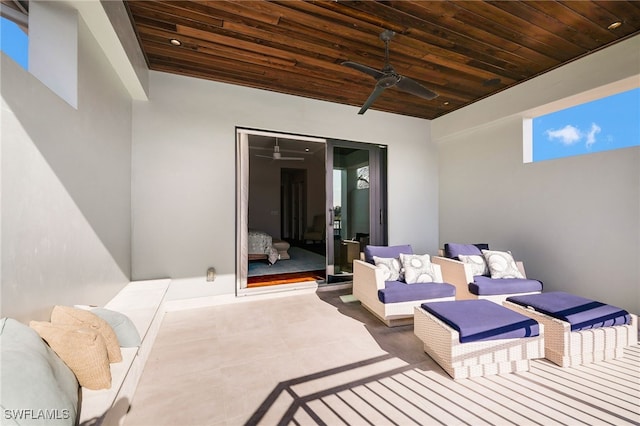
[
  {"left": 431, "top": 243, "right": 542, "bottom": 303},
  {"left": 303, "top": 214, "right": 326, "bottom": 243}
]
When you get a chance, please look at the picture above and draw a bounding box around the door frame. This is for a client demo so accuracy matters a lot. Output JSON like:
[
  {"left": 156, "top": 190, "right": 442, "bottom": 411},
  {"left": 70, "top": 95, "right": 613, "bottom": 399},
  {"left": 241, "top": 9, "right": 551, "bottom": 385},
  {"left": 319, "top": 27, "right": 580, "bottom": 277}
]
[{"left": 236, "top": 128, "right": 326, "bottom": 295}]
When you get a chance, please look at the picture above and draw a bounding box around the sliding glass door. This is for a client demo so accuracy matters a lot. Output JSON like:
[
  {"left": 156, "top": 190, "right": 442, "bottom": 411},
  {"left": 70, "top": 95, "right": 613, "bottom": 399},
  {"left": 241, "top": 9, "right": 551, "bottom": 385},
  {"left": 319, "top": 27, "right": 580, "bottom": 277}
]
[
  {"left": 325, "top": 140, "right": 387, "bottom": 283},
  {"left": 237, "top": 129, "right": 387, "bottom": 292}
]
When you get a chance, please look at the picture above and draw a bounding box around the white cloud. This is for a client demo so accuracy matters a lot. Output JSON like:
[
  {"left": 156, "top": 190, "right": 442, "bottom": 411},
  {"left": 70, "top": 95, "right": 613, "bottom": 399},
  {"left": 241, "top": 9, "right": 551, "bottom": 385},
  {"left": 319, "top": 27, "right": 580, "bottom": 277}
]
[
  {"left": 546, "top": 125, "right": 581, "bottom": 145},
  {"left": 546, "top": 123, "right": 601, "bottom": 149},
  {"left": 585, "top": 123, "right": 601, "bottom": 149}
]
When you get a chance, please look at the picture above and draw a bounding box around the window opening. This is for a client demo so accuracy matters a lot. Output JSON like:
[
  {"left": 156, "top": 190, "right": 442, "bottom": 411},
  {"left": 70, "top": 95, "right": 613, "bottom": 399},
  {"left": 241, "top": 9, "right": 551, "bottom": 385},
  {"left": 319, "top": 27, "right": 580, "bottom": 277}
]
[
  {"left": 1, "top": 3, "right": 29, "bottom": 70},
  {"left": 528, "top": 88, "right": 639, "bottom": 163}
]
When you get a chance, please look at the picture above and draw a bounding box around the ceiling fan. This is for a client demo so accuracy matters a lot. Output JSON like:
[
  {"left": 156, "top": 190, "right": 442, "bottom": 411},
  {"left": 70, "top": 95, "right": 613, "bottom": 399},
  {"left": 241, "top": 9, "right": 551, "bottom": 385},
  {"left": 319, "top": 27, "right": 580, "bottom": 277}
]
[
  {"left": 255, "top": 139, "right": 305, "bottom": 161},
  {"left": 342, "top": 29, "right": 438, "bottom": 115}
]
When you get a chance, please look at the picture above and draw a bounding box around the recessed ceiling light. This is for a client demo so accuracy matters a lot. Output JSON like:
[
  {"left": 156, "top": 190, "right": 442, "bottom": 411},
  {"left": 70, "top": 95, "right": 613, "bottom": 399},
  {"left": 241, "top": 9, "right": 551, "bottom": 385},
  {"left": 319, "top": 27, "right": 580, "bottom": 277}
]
[
  {"left": 483, "top": 78, "right": 502, "bottom": 87},
  {"left": 170, "top": 38, "right": 182, "bottom": 46},
  {"left": 608, "top": 21, "right": 622, "bottom": 30},
  {"left": 443, "top": 101, "right": 450, "bottom": 106}
]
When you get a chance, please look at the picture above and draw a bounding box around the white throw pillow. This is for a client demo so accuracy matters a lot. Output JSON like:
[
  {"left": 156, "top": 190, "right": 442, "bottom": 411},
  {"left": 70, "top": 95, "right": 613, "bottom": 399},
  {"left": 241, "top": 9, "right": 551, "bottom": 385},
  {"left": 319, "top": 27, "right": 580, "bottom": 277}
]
[
  {"left": 482, "top": 249, "right": 524, "bottom": 279},
  {"left": 400, "top": 253, "right": 437, "bottom": 284},
  {"left": 373, "top": 256, "right": 402, "bottom": 281},
  {"left": 458, "top": 254, "right": 489, "bottom": 277}
]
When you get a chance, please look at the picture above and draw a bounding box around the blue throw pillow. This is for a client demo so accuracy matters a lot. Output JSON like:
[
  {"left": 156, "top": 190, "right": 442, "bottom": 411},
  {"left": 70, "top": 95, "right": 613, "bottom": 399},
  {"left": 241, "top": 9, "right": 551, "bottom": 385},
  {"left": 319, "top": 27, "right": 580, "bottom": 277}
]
[
  {"left": 444, "top": 243, "right": 489, "bottom": 259},
  {"left": 0, "top": 318, "right": 79, "bottom": 425},
  {"left": 90, "top": 308, "right": 141, "bottom": 347},
  {"left": 364, "top": 244, "right": 413, "bottom": 264}
]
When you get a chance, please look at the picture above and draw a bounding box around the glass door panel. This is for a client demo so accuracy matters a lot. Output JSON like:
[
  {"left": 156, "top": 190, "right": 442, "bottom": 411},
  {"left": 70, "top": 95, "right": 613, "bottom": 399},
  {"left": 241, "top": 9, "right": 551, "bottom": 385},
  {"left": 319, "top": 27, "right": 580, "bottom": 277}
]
[{"left": 326, "top": 141, "right": 386, "bottom": 284}]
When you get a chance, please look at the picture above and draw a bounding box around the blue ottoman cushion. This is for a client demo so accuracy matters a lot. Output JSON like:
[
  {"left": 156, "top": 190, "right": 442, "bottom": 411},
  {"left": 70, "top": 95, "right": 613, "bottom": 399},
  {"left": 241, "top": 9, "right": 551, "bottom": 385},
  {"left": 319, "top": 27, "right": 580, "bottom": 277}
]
[
  {"left": 421, "top": 299, "right": 540, "bottom": 343},
  {"left": 378, "top": 281, "right": 455, "bottom": 304},
  {"left": 506, "top": 292, "right": 630, "bottom": 331},
  {"left": 470, "top": 276, "right": 543, "bottom": 296}
]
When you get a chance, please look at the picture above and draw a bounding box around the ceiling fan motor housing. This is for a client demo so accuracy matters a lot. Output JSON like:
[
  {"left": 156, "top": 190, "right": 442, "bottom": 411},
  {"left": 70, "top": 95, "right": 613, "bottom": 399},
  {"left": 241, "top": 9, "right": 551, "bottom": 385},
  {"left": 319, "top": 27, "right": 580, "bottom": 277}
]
[{"left": 378, "top": 74, "right": 399, "bottom": 88}]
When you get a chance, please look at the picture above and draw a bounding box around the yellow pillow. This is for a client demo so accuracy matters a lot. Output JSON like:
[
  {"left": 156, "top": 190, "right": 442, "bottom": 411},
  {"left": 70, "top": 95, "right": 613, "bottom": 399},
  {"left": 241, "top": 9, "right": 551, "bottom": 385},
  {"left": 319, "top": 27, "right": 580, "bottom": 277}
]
[
  {"left": 29, "top": 321, "right": 112, "bottom": 390},
  {"left": 51, "top": 305, "right": 122, "bottom": 363}
]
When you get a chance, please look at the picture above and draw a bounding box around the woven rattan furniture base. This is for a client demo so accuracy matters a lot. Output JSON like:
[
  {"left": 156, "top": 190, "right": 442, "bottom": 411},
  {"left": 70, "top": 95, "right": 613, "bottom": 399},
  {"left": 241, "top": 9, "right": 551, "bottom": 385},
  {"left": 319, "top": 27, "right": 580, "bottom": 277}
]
[
  {"left": 503, "top": 301, "right": 637, "bottom": 367},
  {"left": 414, "top": 306, "right": 544, "bottom": 379}
]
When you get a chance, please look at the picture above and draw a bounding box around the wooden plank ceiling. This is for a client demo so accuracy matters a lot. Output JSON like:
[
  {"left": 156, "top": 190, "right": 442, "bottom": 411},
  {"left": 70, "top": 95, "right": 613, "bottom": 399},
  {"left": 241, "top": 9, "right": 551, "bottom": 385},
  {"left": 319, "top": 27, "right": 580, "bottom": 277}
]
[{"left": 125, "top": 0, "right": 640, "bottom": 120}]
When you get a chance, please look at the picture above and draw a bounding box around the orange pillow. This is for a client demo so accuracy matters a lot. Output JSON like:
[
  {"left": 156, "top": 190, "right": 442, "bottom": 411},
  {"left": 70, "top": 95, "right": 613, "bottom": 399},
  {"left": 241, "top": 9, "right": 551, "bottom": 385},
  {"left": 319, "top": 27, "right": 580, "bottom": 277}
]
[
  {"left": 29, "top": 321, "right": 111, "bottom": 390},
  {"left": 50, "top": 305, "right": 122, "bottom": 363}
]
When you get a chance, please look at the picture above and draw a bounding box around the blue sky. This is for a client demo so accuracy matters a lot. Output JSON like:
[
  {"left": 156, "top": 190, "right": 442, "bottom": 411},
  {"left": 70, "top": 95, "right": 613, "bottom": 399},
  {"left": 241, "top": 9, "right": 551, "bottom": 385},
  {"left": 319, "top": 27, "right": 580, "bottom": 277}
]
[
  {"left": 533, "top": 88, "right": 640, "bottom": 162},
  {"left": 1, "top": 16, "right": 28, "bottom": 69}
]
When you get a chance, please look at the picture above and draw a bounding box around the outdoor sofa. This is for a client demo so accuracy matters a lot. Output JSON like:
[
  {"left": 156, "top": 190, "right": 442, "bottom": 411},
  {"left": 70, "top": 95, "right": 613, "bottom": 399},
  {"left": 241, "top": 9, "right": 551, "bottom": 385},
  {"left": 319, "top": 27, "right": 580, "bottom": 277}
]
[
  {"left": 353, "top": 244, "right": 455, "bottom": 327},
  {"left": 432, "top": 243, "right": 542, "bottom": 303}
]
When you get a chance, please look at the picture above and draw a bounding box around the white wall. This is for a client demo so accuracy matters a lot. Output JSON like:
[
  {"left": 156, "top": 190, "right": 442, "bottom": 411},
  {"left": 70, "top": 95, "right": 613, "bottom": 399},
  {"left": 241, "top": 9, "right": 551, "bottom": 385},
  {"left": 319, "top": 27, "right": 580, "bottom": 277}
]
[
  {"left": 132, "top": 71, "right": 437, "bottom": 298},
  {"left": 28, "top": 1, "right": 78, "bottom": 107},
  {"left": 433, "top": 35, "right": 640, "bottom": 314},
  {"left": 1, "top": 17, "right": 132, "bottom": 322}
]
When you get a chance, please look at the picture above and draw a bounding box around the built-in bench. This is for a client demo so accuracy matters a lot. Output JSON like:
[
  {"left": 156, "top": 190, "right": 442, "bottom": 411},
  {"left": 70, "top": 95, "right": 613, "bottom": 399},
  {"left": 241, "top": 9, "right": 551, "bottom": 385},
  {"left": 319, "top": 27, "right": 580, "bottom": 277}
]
[
  {"left": 0, "top": 279, "right": 170, "bottom": 426},
  {"left": 79, "top": 279, "right": 170, "bottom": 426}
]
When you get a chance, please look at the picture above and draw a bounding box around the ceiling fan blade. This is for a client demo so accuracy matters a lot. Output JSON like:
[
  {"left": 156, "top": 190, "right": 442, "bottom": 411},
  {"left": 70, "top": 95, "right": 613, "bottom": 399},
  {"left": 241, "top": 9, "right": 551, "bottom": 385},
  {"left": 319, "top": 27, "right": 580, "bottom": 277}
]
[
  {"left": 358, "top": 84, "right": 387, "bottom": 115},
  {"left": 395, "top": 75, "right": 438, "bottom": 100},
  {"left": 342, "top": 61, "right": 385, "bottom": 80},
  {"left": 255, "top": 138, "right": 306, "bottom": 161},
  {"left": 279, "top": 148, "right": 312, "bottom": 155},
  {"left": 251, "top": 146, "right": 312, "bottom": 155}
]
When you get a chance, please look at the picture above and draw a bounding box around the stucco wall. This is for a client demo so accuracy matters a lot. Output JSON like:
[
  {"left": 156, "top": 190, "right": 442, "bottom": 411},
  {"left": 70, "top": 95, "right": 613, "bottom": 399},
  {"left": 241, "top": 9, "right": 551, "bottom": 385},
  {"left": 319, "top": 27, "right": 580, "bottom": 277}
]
[
  {"left": 433, "top": 35, "right": 640, "bottom": 314},
  {"left": 132, "top": 71, "right": 437, "bottom": 299},
  {"left": 1, "top": 18, "right": 132, "bottom": 322}
]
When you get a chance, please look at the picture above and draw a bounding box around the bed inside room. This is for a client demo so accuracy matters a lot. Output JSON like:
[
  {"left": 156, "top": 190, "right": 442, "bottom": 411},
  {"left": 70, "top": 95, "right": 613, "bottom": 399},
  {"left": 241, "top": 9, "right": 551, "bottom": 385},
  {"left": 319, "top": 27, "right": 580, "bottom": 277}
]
[
  {"left": 247, "top": 230, "right": 326, "bottom": 285},
  {"left": 248, "top": 230, "right": 280, "bottom": 264}
]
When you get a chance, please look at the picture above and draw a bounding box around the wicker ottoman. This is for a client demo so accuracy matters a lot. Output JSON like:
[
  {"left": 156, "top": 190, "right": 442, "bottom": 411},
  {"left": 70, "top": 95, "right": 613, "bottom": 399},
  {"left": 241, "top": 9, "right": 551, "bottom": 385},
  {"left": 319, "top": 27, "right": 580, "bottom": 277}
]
[
  {"left": 414, "top": 300, "right": 544, "bottom": 379},
  {"left": 504, "top": 292, "right": 637, "bottom": 367}
]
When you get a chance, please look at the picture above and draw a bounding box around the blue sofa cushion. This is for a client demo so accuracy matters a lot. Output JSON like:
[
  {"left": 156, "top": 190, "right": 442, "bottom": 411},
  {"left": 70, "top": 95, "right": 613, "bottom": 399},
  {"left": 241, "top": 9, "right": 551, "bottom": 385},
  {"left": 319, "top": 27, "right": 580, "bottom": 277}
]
[
  {"left": 421, "top": 300, "right": 540, "bottom": 343},
  {"left": 469, "top": 276, "right": 542, "bottom": 296},
  {"left": 364, "top": 244, "right": 413, "bottom": 264},
  {"left": 506, "top": 292, "right": 631, "bottom": 331},
  {"left": 378, "top": 281, "right": 455, "bottom": 304},
  {"left": 444, "top": 243, "right": 489, "bottom": 260}
]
